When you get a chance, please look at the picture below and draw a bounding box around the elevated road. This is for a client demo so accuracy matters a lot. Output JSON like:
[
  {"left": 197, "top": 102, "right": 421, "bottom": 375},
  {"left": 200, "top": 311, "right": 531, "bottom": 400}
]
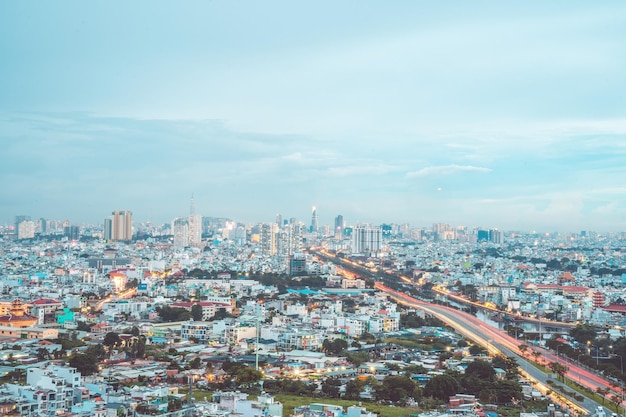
[
  {"left": 376, "top": 283, "right": 621, "bottom": 417},
  {"left": 311, "top": 248, "right": 577, "bottom": 330}
]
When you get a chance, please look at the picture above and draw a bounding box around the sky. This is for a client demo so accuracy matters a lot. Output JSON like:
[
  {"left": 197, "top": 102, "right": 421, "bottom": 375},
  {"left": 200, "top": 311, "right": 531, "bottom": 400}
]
[{"left": 1, "top": 1, "right": 626, "bottom": 232}]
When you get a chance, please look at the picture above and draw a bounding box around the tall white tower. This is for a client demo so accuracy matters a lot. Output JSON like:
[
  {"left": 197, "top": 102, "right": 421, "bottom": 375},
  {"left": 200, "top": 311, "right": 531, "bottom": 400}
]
[
  {"left": 310, "top": 206, "right": 318, "bottom": 233},
  {"left": 189, "top": 195, "right": 202, "bottom": 245}
]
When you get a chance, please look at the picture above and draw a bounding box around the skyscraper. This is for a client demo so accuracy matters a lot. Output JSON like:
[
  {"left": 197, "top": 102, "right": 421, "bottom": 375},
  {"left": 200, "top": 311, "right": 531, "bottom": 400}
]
[
  {"left": 310, "top": 206, "right": 318, "bottom": 233},
  {"left": 260, "top": 223, "right": 278, "bottom": 256},
  {"left": 110, "top": 210, "right": 133, "bottom": 241},
  {"left": 39, "top": 218, "right": 48, "bottom": 235},
  {"left": 172, "top": 217, "right": 190, "bottom": 248},
  {"left": 17, "top": 220, "right": 35, "bottom": 239},
  {"left": 14, "top": 215, "right": 30, "bottom": 234},
  {"left": 352, "top": 225, "right": 382, "bottom": 255},
  {"left": 334, "top": 215, "right": 344, "bottom": 239},
  {"left": 103, "top": 218, "right": 113, "bottom": 241},
  {"left": 188, "top": 195, "right": 202, "bottom": 245}
]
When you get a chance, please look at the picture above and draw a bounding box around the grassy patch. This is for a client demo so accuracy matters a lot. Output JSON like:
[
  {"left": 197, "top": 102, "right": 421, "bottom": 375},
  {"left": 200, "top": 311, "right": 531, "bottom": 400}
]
[{"left": 273, "top": 394, "right": 419, "bottom": 417}]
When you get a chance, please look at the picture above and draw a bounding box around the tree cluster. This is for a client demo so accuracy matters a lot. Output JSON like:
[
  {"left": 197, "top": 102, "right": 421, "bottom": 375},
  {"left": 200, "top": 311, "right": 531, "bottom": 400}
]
[
  {"left": 262, "top": 378, "right": 317, "bottom": 396},
  {"left": 424, "top": 359, "right": 522, "bottom": 405},
  {"left": 321, "top": 338, "right": 348, "bottom": 356},
  {"left": 157, "top": 306, "right": 192, "bottom": 322}
]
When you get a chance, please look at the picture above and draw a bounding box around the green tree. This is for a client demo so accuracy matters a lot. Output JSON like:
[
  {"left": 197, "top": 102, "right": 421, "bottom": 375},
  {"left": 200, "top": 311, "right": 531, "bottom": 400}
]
[
  {"left": 36, "top": 347, "right": 50, "bottom": 361},
  {"left": 189, "top": 357, "right": 202, "bottom": 369},
  {"left": 424, "top": 374, "right": 459, "bottom": 401},
  {"left": 493, "top": 380, "right": 523, "bottom": 404},
  {"left": 345, "top": 379, "right": 366, "bottom": 400},
  {"left": 518, "top": 344, "right": 528, "bottom": 356},
  {"left": 209, "top": 308, "right": 232, "bottom": 321},
  {"left": 234, "top": 366, "right": 263, "bottom": 388},
  {"left": 86, "top": 344, "right": 107, "bottom": 361},
  {"left": 359, "top": 332, "right": 377, "bottom": 344},
  {"left": 191, "top": 304, "right": 203, "bottom": 321},
  {"left": 321, "top": 378, "right": 342, "bottom": 398},
  {"left": 322, "top": 338, "right": 348, "bottom": 356},
  {"left": 469, "top": 345, "right": 484, "bottom": 355},
  {"left": 531, "top": 350, "right": 541, "bottom": 363},
  {"left": 491, "top": 355, "right": 519, "bottom": 379},
  {"left": 158, "top": 306, "right": 192, "bottom": 322},
  {"left": 465, "top": 360, "right": 495, "bottom": 380},
  {"left": 569, "top": 323, "right": 597, "bottom": 345},
  {"left": 596, "top": 387, "right": 608, "bottom": 405},
  {"left": 69, "top": 352, "right": 99, "bottom": 376},
  {"left": 374, "top": 375, "right": 422, "bottom": 405},
  {"left": 548, "top": 362, "right": 568, "bottom": 381},
  {"left": 400, "top": 313, "right": 425, "bottom": 329},
  {"left": 345, "top": 351, "right": 370, "bottom": 367},
  {"left": 103, "top": 332, "right": 121, "bottom": 347}
]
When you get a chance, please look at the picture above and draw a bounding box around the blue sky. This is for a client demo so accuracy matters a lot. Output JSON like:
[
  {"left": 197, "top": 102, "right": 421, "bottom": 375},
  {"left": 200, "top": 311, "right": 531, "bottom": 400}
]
[{"left": 1, "top": 1, "right": 626, "bottom": 231}]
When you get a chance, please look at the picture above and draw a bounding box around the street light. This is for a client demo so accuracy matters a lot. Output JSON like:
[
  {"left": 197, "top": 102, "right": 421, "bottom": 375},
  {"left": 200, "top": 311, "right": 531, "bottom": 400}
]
[
  {"left": 614, "top": 354, "right": 624, "bottom": 375},
  {"left": 587, "top": 342, "right": 599, "bottom": 366},
  {"left": 609, "top": 346, "right": 624, "bottom": 375}
]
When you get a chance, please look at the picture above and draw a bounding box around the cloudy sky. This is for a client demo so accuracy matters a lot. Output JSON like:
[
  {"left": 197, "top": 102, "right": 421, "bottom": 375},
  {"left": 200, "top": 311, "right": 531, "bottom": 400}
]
[{"left": 1, "top": 1, "right": 626, "bottom": 232}]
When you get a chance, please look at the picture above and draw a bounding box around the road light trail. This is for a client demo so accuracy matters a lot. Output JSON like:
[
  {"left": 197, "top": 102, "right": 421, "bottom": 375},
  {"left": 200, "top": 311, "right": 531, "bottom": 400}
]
[{"left": 375, "top": 282, "right": 608, "bottom": 416}]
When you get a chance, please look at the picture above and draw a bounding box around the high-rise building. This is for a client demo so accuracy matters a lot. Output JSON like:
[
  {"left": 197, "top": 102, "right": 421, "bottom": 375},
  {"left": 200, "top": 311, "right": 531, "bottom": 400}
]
[
  {"left": 351, "top": 225, "right": 382, "bottom": 255},
  {"left": 39, "top": 218, "right": 48, "bottom": 235},
  {"left": 334, "top": 215, "right": 344, "bottom": 239},
  {"left": 188, "top": 196, "right": 202, "bottom": 245},
  {"left": 17, "top": 220, "right": 35, "bottom": 239},
  {"left": 477, "top": 228, "right": 504, "bottom": 244},
  {"left": 310, "top": 206, "right": 318, "bottom": 233},
  {"left": 110, "top": 210, "right": 133, "bottom": 241},
  {"left": 103, "top": 218, "right": 113, "bottom": 241},
  {"left": 289, "top": 254, "right": 307, "bottom": 276},
  {"left": 64, "top": 225, "right": 80, "bottom": 240},
  {"left": 14, "top": 215, "right": 30, "bottom": 235},
  {"left": 172, "top": 217, "right": 190, "bottom": 248},
  {"left": 260, "top": 223, "right": 278, "bottom": 256}
]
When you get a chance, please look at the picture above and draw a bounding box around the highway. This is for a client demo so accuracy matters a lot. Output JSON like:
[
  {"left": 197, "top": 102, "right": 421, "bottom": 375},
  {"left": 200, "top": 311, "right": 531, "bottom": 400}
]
[
  {"left": 376, "top": 283, "right": 620, "bottom": 417},
  {"left": 311, "top": 248, "right": 624, "bottom": 415},
  {"left": 313, "top": 248, "right": 576, "bottom": 330}
]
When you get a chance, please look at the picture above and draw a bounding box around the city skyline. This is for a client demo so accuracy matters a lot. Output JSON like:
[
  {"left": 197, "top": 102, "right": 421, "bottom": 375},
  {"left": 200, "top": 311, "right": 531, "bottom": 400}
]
[{"left": 1, "top": 2, "right": 626, "bottom": 231}]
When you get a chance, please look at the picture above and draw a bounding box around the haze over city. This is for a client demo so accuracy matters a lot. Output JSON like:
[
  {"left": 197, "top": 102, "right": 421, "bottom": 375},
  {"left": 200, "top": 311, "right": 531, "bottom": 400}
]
[{"left": 1, "top": 1, "right": 626, "bottom": 231}]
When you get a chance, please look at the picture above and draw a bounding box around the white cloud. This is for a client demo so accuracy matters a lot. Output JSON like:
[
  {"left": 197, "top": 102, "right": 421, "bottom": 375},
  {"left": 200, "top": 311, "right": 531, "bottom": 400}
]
[{"left": 406, "top": 164, "right": 492, "bottom": 179}]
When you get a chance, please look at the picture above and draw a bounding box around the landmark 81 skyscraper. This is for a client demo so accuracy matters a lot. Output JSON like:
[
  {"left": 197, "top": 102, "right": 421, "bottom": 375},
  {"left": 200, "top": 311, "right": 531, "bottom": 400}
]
[{"left": 310, "top": 206, "right": 318, "bottom": 233}]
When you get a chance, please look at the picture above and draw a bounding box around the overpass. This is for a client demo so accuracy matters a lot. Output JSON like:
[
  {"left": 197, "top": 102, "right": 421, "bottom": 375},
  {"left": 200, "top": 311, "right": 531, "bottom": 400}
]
[
  {"left": 310, "top": 248, "right": 577, "bottom": 330},
  {"left": 375, "top": 282, "right": 622, "bottom": 417}
]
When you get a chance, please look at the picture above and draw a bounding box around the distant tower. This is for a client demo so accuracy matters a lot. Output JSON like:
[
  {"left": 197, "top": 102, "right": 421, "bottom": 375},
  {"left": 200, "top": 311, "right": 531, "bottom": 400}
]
[
  {"left": 111, "top": 210, "right": 133, "bottom": 241},
  {"left": 334, "top": 215, "right": 344, "bottom": 239},
  {"left": 260, "top": 223, "right": 278, "bottom": 256},
  {"left": 17, "top": 220, "right": 35, "bottom": 239},
  {"left": 172, "top": 217, "right": 190, "bottom": 248},
  {"left": 14, "top": 215, "right": 30, "bottom": 234},
  {"left": 188, "top": 195, "right": 202, "bottom": 245},
  {"left": 310, "top": 206, "right": 318, "bottom": 233},
  {"left": 352, "top": 225, "right": 382, "bottom": 255},
  {"left": 103, "top": 218, "right": 113, "bottom": 241}
]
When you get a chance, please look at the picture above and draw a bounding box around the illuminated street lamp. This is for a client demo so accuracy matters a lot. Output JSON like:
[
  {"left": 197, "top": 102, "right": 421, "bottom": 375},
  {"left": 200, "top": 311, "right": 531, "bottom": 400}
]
[{"left": 587, "top": 341, "right": 599, "bottom": 365}]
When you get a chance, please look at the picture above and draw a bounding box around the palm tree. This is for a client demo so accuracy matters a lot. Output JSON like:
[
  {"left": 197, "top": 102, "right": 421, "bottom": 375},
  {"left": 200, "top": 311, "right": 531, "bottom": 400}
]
[
  {"left": 518, "top": 344, "right": 528, "bottom": 356},
  {"left": 596, "top": 387, "right": 608, "bottom": 405},
  {"left": 611, "top": 394, "right": 622, "bottom": 413},
  {"left": 531, "top": 350, "right": 542, "bottom": 363},
  {"left": 548, "top": 362, "right": 568, "bottom": 381}
]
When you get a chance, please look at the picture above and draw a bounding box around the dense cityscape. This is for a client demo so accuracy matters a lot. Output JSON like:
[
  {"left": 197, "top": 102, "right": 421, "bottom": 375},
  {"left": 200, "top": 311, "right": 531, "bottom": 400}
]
[
  {"left": 3, "top": 2, "right": 625, "bottom": 417},
  {"left": 1, "top": 202, "right": 626, "bottom": 417}
]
